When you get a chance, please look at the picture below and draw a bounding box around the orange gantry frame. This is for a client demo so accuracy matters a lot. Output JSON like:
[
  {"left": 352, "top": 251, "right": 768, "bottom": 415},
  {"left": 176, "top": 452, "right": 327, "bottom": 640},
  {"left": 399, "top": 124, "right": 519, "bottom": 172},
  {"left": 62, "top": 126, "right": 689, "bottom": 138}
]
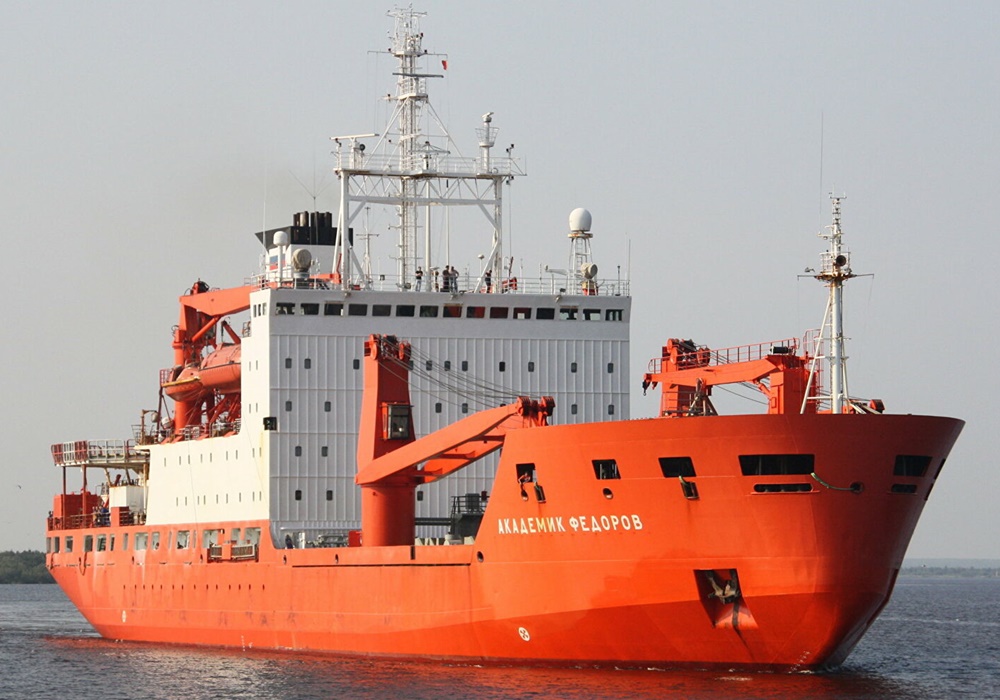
[
  {"left": 162, "top": 281, "right": 254, "bottom": 437},
  {"left": 643, "top": 338, "right": 815, "bottom": 417},
  {"left": 355, "top": 334, "right": 553, "bottom": 546}
]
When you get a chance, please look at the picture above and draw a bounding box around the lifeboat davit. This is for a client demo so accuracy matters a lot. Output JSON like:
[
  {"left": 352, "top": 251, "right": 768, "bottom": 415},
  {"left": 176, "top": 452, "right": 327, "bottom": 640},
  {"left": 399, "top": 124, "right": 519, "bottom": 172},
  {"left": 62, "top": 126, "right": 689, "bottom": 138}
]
[{"left": 162, "top": 344, "right": 241, "bottom": 402}]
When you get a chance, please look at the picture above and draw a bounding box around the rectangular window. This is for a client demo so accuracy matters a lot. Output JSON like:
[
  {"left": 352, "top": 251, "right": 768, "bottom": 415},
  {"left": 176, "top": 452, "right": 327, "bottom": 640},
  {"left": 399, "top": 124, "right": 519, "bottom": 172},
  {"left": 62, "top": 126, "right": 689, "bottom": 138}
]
[
  {"left": 284, "top": 357, "right": 292, "bottom": 369},
  {"left": 176, "top": 530, "right": 190, "bottom": 549},
  {"left": 84, "top": 535, "right": 94, "bottom": 552},
  {"left": 294, "top": 446, "right": 302, "bottom": 457},
  {"left": 263, "top": 416, "right": 277, "bottom": 430},
  {"left": 151, "top": 532, "right": 161, "bottom": 550},
  {"left": 659, "top": 457, "right": 697, "bottom": 478},
  {"left": 419, "top": 305, "right": 439, "bottom": 318},
  {"left": 607, "top": 362, "right": 615, "bottom": 373},
  {"left": 516, "top": 463, "right": 536, "bottom": 483},
  {"left": 536, "top": 307, "right": 555, "bottom": 320},
  {"left": 514, "top": 307, "right": 532, "bottom": 320},
  {"left": 571, "top": 362, "right": 578, "bottom": 373},
  {"left": 122, "top": 532, "right": 129, "bottom": 551},
  {"left": 276, "top": 302, "right": 295, "bottom": 315},
  {"left": 499, "top": 361, "right": 506, "bottom": 372},
  {"left": 738, "top": 454, "right": 815, "bottom": 476},
  {"left": 893, "top": 455, "right": 932, "bottom": 477},
  {"left": 96, "top": 535, "right": 106, "bottom": 552},
  {"left": 528, "top": 361, "right": 535, "bottom": 372},
  {"left": 443, "top": 304, "right": 462, "bottom": 318},
  {"left": 353, "top": 359, "right": 360, "bottom": 370},
  {"left": 607, "top": 404, "right": 615, "bottom": 415},
  {"left": 285, "top": 400, "right": 292, "bottom": 411},
  {"left": 294, "top": 489, "right": 302, "bottom": 501},
  {"left": 593, "top": 459, "right": 621, "bottom": 480},
  {"left": 570, "top": 403, "right": 578, "bottom": 415},
  {"left": 395, "top": 304, "right": 415, "bottom": 317},
  {"left": 348, "top": 303, "right": 368, "bottom": 316},
  {"left": 461, "top": 360, "right": 469, "bottom": 371},
  {"left": 326, "top": 490, "right": 333, "bottom": 501},
  {"left": 304, "top": 358, "right": 312, "bottom": 369},
  {"left": 560, "top": 307, "right": 578, "bottom": 320},
  {"left": 466, "top": 306, "right": 486, "bottom": 318},
  {"left": 584, "top": 308, "right": 601, "bottom": 321},
  {"left": 65, "top": 536, "right": 74, "bottom": 553},
  {"left": 444, "top": 360, "right": 451, "bottom": 371},
  {"left": 425, "top": 360, "right": 433, "bottom": 371},
  {"left": 461, "top": 403, "right": 469, "bottom": 414},
  {"left": 324, "top": 401, "right": 331, "bottom": 412},
  {"left": 891, "top": 484, "right": 918, "bottom": 494},
  {"left": 606, "top": 309, "right": 624, "bottom": 321},
  {"left": 301, "top": 303, "right": 319, "bottom": 316},
  {"left": 372, "top": 304, "right": 392, "bottom": 317},
  {"left": 435, "top": 402, "right": 442, "bottom": 413},
  {"left": 489, "top": 307, "right": 509, "bottom": 319},
  {"left": 324, "top": 302, "right": 343, "bottom": 316},
  {"left": 135, "top": 533, "right": 147, "bottom": 551}
]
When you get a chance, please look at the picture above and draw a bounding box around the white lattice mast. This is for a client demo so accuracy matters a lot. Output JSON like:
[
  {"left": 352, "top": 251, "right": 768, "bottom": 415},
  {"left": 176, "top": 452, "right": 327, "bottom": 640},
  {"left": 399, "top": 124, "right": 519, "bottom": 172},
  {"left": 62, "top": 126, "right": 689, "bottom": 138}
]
[
  {"left": 331, "top": 8, "right": 524, "bottom": 292},
  {"left": 814, "top": 195, "right": 856, "bottom": 413}
]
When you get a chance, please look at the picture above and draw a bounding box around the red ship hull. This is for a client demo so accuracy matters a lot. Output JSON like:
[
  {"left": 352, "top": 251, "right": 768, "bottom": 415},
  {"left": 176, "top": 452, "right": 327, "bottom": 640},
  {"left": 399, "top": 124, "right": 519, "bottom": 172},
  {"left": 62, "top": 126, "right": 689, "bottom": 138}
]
[{"left": 47, "top": 413, "right": 962, "bottom": 670}]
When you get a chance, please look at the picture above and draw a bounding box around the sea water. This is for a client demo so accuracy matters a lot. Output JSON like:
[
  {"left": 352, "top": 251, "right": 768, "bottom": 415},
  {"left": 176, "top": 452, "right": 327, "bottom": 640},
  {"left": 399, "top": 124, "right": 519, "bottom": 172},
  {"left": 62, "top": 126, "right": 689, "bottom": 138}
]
[{"left": 1, "top": 577, "right": 997, "bottom": 699}]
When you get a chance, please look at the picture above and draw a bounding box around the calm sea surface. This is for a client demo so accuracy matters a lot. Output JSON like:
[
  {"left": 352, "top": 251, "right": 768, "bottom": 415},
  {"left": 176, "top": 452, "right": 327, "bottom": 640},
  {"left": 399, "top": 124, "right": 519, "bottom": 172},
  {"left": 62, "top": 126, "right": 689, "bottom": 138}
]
[{"left": 1, "top": 577, "right": 997, "bottom": 699}]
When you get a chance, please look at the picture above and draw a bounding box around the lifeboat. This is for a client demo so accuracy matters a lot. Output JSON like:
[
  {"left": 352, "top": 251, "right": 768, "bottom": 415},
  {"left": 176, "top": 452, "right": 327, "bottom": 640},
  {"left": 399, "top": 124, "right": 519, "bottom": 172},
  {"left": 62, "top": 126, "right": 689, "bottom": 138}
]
[{"left": 162, "top": 344, "right": 241, "bottom": 402}]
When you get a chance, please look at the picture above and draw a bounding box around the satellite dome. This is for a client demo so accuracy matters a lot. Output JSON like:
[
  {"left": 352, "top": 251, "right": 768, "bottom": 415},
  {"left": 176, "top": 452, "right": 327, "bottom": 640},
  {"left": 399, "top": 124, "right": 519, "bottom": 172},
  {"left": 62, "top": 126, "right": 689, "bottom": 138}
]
[
  {"left": 274, "top": 230, "right": 289, "bottom": 247},
  {"left": 292, "top": 248, "right": 313, "bottom": 272},
  {"left": 568, "top": 208, "right": 592, "bottom": 234}
]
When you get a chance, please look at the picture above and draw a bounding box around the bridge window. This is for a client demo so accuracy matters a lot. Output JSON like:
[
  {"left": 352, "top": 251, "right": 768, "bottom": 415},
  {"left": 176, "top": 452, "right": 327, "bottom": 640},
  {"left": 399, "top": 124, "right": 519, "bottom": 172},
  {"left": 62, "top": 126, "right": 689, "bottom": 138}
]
[
  {"left": 373, "top": 304, "right": 391, "bottom": 317},
  {"left": 65, "top": 536, "right": 74, "bottom": 553},
  {"left": 301, "top": 303, "right": 319, "bottom": 315},
  {"left": 324, "top": 302, "right": 343, "bottom": 316},
  {"left": 348, "top": 304, "right": 368, "bottom": 316},
  {"left": 466, "top": 306, "right": 485, "bottom": 318},
  {"left": 560, "top": 307, "right": 578, "bottom": 320},
  {"left": 443, "top": 304, "right": 462, "bottom": 318},
  {"left": 606, "top": 309, "right": 623, "bottom": 321},
  {"left": 419, "top": 305, "right": 439, "bottom": 317},
  {"left": 490, "top": 307, "right": 509, "bottom": 319},
  {"left": 584, "top": 308, "right": 601, "bottom": 321},
  {"left": 514, "top": 307, "right": 531, "bottom": 319},
  {"left": 276, "top": 302, "right": 295, "bottom": 315},
  {"left": 395, "top": 305, "right": 415, "bottom": 317}
]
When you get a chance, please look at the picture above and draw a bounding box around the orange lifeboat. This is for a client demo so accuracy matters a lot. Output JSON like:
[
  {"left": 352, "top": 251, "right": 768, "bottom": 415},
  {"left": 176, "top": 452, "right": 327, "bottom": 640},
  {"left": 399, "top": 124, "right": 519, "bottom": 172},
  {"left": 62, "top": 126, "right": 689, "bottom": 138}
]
[{"left": 162, "top": 344, "right": 241, "bottom": 402}]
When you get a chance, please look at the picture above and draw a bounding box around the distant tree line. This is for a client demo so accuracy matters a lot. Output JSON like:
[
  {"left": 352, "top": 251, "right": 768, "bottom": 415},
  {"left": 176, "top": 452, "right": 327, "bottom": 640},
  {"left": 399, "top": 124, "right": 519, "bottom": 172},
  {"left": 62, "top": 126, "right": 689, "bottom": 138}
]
[{"left": 0, "top": 551, "right": 54, "bottom": 583}]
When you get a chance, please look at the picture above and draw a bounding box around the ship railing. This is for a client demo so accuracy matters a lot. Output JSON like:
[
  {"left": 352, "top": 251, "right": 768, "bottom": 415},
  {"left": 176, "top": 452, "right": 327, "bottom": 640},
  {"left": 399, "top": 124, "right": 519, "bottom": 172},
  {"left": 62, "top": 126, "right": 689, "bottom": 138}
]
[
  {"left": 646, "top": 338, "right": 801, "bottom": 375},
  {"left": 336, "top": 152, "right": 525, "bottom": 178},
  {"left": 249, "top": 272, "right": 630, "bottom": 298},
  {"left": 48, "top": 507, "right": 146, "bottom": 531},
  {"left": 51, "top": 439, "right": 149, "bottom": 468},
  {"left": 207, "top": 543, "right": 259, "bottom": 562}
]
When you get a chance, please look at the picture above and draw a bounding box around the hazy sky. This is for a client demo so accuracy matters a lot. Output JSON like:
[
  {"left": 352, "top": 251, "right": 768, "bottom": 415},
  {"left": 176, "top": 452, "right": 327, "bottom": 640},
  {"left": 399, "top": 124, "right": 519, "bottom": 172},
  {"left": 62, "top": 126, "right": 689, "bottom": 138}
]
[{"left": 1, "top": 1, "right": 996, "bottom": 559}]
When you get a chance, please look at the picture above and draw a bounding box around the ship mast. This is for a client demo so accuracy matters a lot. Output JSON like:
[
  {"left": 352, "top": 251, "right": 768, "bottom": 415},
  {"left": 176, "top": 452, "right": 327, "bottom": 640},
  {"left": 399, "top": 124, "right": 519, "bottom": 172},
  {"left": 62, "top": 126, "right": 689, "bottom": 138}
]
[
  {"left": 332, "top": 8, "right": 524, "bottom": 291},
  {"left": 813, "top": 195, "right": 856, "bottom": 413}
]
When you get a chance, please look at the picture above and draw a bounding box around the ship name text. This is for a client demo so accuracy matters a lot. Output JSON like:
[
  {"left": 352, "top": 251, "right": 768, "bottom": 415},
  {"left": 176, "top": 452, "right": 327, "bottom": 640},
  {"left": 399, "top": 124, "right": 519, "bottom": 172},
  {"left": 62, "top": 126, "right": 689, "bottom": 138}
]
[{"left": 496, "top": 514, "right": 644, "bottom": 536}]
